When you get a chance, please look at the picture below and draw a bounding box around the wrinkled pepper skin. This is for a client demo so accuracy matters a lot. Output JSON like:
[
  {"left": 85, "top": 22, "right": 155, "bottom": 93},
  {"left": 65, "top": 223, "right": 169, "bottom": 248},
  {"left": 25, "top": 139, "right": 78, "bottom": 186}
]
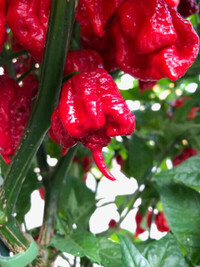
[
  {"left": 0, "top": 75, "right": 33, "bottom": 163},
  {"left": 172, "top": 147, "right": 198, "bottom": 166},
  {"left": 6, "top": 0, "right": 51, "bottom": 63},
  {"left": 178, "top": 0, "right": 199, "bottom": 18},
  {"left": 76, "top": 0, "right": 123, "bottom": 37},
  {"left": 49, "top": 69, "right": 135, "bottom": 180},
  {"left": 80, "top": 23, "right": 118, "bottom": 72},
  {"left": 64, "top": 49, "right": 104, "bottom": 75},
  {"left": 111, "top": 0, "right": 199, "bottom": 81},
  {"left": 0, "top": 0, "right": 6, "bottom": 52}
]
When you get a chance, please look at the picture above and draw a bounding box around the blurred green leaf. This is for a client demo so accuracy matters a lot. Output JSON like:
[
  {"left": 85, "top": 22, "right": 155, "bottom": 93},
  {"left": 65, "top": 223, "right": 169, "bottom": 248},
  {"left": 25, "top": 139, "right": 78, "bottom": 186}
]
[
  {"left": 119, "top": 235, "right": 151, "bottom": 267},
  {"left": 50, "top": 232, "right": 101, "bottom": 264},
  {"left": 141, "top": 233, "right": 189, "bottom": 267},
  {"left": 15, "top": 162, "right": 40, "bottom": 223},
  {"left": 154, "top": 176, "right": 200, "bottom": 265},
  {"left": 59, "top": 176, "right": 96, "bottom": 230},
  {"left": 98, "top": 238, "right": 122, "bottom": 267},
  {"left": 123, "top": 135, "right": 153, "bottom": 181},
  {"left": 172, "top": 155, "right": 200, "bottom": 188}
]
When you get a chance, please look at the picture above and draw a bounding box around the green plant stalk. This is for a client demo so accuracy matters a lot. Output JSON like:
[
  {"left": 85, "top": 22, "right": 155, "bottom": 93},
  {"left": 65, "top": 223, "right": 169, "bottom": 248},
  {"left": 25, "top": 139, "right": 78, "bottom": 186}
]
[
  {"left": 39, "top": 146, "right": 78, "bottom": 246},
  {"left": 0, "top": 0, "right": 77, "bottom": 251}
]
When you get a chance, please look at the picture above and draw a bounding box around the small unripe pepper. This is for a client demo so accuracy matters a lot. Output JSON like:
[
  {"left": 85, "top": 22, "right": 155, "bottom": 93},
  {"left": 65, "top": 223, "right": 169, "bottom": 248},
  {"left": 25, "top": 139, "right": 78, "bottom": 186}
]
[
  {"left": 49, "top": 69, "right": 135, "bottom": 180},
  {"left": 111, "top": 0, "right": 199, "bottom": 81},
  {"left": 172, "top": 147, "right": 198, "bottom": 166},
  {"left": 0, "top": 0, "right": 6, "bottom": 52},
  {"left": 0, "top": 75, "right": 33, "bottom": 163},
  {"left": 6, "top": 0, "right": 51, "bottom": 62}
]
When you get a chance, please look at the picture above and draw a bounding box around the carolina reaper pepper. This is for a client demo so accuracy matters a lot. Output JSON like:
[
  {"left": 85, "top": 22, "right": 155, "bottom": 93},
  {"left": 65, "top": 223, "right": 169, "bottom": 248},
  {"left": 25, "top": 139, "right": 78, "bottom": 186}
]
[
  {"left": 49, "top": 69, "right": 135, "bottom": 180},
  {"left": 111, "top": 0, "right": 199, "bottom": 82},
  {"left": 64, "top": 49, "right": 104, "bottom": 75},
  {"left": 0, "top": 0, "right": 6, "bottom": 52},
  {"left": 6, "top": 0, "right": 51, "bottom": 63},
  {"left": 76, "top": 0, "right": 123, "bottom": 37},
  {"left": 0, "top": 75, "right": 34, "bottom": 163}
]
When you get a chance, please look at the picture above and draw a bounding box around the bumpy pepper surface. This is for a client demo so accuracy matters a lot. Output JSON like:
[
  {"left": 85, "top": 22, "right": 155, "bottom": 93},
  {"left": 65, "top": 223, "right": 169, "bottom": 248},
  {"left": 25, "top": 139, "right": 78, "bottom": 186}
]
[
  {"left": 49, "top": 69, "right": 135, "bottom": 180},
  {"left": 76, "top": 0, "right": 123, "bottom": 37},
  {"left": 172, "top": 147, "right": 198, "bottom": 166},
  {"left": 111, "top": 0, "right": 199, "bottom": 81},
  {"left": 0, "top": 75, "right": 34, "bottom": 163},
  {"left": 178, "top": 0, "right": 199, "bottom": 18},
  {"left": 6, "top": 0, "right": 51, "bottom": 62},
  {"left": 0, "top": 0, "right": 6, "bottom": 52},
  {"left": 64, "top": 49, "right": 104, "bottom": 75}
]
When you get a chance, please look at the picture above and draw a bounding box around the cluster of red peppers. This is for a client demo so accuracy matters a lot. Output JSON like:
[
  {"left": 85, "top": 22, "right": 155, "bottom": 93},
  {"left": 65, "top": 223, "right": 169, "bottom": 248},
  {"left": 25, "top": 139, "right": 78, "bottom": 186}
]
[
  {"left": 135, "top": 210, "right": 170, "bottom": 237},
  {"left": 0, "top": 0, "right": 199, "bottom": 180}
]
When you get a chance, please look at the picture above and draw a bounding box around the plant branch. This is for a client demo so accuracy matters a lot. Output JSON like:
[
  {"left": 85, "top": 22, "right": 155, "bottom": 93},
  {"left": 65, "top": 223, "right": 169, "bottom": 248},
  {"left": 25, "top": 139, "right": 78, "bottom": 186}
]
[{"left": 0, "top": 0, "right": 77, "bottom": 253}]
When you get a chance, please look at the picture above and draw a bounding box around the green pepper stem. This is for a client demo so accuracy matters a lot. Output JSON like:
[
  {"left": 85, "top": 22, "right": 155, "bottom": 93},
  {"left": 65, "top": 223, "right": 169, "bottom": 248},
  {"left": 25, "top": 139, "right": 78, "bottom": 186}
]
[{"left": 0, "top": 0, "right": 77, "bottom": 253}]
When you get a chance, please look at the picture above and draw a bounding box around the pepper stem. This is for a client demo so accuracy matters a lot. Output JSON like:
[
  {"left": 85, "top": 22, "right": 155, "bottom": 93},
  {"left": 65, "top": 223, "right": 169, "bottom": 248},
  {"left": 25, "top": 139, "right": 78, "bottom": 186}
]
[{"left": 91, "top": 148, "right": 116, "bottom": 181}]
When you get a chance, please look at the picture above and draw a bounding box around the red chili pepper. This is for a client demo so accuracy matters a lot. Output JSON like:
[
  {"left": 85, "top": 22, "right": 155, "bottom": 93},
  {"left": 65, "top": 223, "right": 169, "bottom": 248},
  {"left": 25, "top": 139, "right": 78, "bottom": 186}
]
[
  {"left": 138, "top": 80, "right": 157, "bottom": 93},
  {"left": 80, "top": 24, "right": 118, "bottom": 72},
  {"left": 0, "top": 0, "right": 6, "bottom": 52},
  {"left": 76, "top": 0, "right": 123, "bottom": 37},
  {"left": 0, "top": 75, "right": 33, "bottom": 163},
  {"left": 108, "top": 219, "right": 117, "bottom": 228},
  {"left": 39, "top": 187, "right": 45, "bottom": 200},
  {"left": 49, "top": 69, "right": 135, "bottom": 180},
  {"left": 64, "top": 49, "right": 104, "bottom": 75},
  {"left": 111, "top": 0, "right": 199, "bottom": 81},
  {"left": 155, "top": 212, "right": 170, "bottom": 232},
  {"left": 178, "top": 0, "right": 199, "bottom": 18},
  {"left": 171, "top": 97, "right": 191, "bottom": 108},
  {"left": 135, "top": 211, "right": 145, "bottom": 237},
  {"left": 115, "top": 154, "right": 124, "bottom": 169},
  {"left": 187, "top": 106, "right": 199, "bottom": 119},
  {"left": 6, "top": 0, "right": 51, "bottom": 63},
  {"left": 172, "top": 147, "right": 198, "bottom": 166},
  {"left": 146, "top": 210, "right": 153, "bottom": 228}
]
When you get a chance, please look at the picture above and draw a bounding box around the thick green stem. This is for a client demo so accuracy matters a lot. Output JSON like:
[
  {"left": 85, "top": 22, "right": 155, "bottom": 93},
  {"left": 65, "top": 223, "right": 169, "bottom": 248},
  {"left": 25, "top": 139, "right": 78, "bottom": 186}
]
[
  {"left": 39, "top": 146, "right": 78, "bottom": 246},
  {"left": 0, "top": 0, "right": 77, "bottom": 252}
]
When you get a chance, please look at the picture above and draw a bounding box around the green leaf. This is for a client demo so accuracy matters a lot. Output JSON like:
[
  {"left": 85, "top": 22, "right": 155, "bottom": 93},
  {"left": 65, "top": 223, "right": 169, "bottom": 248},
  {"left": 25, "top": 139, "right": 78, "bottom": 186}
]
[
  {"left": 172, "top": 155, "right": 200, "bottom": 188},
  {"left": 142, "top": 233, "right": 189, "bottom": 267},
  {"left": 59, "top": 177, "right": 96, "bottom": 230},
  {"left": 154, "top": 178, "right": 200, "bottom": 265},
  {"left": 123, "top": 135, "right": 153, "bottom": 180},
  {"left": 50, "top": 232, "right": 101, "bottom": 264},
  {"left": 119, "top": 235, "right": 151, "bottom": 267},
  {"left": 98, "top": 238, "right": 122, "bottom": 267},
  {"left": 15, "top": 162, "right": 40, "bottom": 223}
]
